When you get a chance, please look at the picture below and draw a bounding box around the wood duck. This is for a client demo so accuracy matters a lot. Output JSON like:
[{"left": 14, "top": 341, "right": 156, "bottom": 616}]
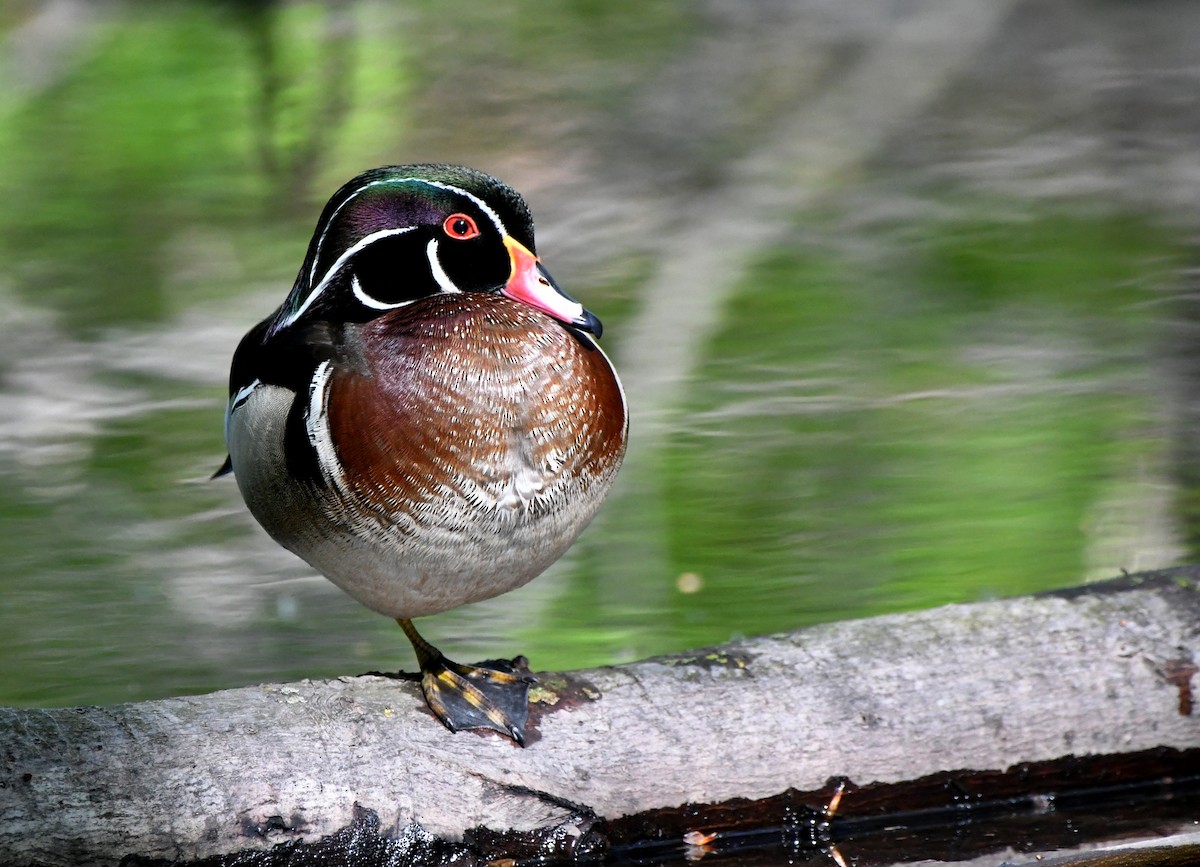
[{"left": 220, "top": 165, "right": 627, "bottom": 745}]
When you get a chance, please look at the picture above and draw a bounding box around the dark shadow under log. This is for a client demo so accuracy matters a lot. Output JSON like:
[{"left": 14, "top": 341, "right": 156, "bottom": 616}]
[{"left": 2, "top": 569, "right": 1200, "bottom": 866}]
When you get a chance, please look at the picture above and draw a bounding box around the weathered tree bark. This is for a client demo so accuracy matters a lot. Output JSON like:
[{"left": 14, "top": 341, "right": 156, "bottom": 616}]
[{"left": 2, "top": 569, "right": 1199, "bottom": 866}]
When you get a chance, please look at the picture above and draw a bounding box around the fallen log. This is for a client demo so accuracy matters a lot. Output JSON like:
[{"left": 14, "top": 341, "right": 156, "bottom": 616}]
[{"left": 2, "top": 569, "right": 1199, "bottom": 866}]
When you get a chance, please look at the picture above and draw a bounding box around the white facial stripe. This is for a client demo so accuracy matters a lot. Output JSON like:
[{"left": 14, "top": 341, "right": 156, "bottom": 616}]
[
  {"left": 308, "top": 176, "right": 509, "bottom": 289},
  {"left": 426, "top": 239, "right": 461, "bottom": 294},
  {"left": 351, "top": 274, "right": 415, "bottom": 311},
  {"left": 420, "top": 178, "right": 508, "bottom": 237},
  {"left": 280, "top": 226, "right": 416, "bottom": 330}
]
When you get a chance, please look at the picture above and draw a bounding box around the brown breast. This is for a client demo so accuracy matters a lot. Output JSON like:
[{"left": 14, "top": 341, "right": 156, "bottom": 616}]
[{"left": 323, "top": 293, "right": 627, "bottom": 524}]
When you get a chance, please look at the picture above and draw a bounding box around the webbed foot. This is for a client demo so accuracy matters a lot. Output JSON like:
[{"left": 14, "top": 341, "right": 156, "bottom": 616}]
[{"left": 397, "top": 618, "right": 534, "bottom": 745}]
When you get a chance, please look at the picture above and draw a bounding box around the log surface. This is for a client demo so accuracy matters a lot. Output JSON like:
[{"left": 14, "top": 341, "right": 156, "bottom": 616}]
[{"left": 2, "top": 570, "right": 1199, "bottom": 866}]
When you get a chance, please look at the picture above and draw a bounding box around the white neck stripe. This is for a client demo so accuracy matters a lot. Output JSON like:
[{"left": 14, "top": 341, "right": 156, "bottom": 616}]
[{"left": 351, "top": 274, "right": 416, "bottom": 311}]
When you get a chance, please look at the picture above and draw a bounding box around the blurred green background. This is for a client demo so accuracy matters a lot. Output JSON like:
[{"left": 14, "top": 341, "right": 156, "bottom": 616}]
[{"left": 2, "top": 0, "right": 1197, "bottom": 707}]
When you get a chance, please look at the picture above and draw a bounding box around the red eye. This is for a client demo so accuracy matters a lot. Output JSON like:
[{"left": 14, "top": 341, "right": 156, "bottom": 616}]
[{"left": 442, "top": 213, "right": 480, "bottom": 240}]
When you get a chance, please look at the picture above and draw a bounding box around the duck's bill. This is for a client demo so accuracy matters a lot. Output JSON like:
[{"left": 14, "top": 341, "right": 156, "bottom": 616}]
[{"left": 501, "top": 236, "right": 603, "bottom": 337}]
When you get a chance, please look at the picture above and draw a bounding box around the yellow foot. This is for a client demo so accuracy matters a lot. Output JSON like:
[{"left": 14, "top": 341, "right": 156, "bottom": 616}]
[{"left": 397, "top": 618, "right": 534, "bottom": 745}]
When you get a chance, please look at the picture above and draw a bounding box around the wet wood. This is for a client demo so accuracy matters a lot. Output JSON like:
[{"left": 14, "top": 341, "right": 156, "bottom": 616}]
[
  {"left": 594, "top": 747, "right": 1200, "bottom": 866},
  {"left": 3, "top": 568, "right": 1200, "bottom": 866},
  {"left": 112, "top": 748, "right": 1200, "bottom": 866}
]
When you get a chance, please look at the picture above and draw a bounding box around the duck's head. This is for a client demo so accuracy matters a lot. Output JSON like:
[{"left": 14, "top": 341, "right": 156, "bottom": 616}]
[{"left": 268, "top": 164, "right": 601, "bottom": 338}]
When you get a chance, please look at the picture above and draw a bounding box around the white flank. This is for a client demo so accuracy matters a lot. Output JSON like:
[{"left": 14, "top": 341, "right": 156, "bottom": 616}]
[
  {"left": 230, "top": 379, "right": 261, "bottom": 413},
  {"left": 225, "top": 378, "right": 262, "bottom": 445}
]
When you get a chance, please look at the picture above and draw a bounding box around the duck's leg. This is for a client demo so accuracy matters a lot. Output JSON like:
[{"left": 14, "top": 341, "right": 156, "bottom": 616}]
[{"left": 396, "top": 618, "right": 534, "bottom": 745}]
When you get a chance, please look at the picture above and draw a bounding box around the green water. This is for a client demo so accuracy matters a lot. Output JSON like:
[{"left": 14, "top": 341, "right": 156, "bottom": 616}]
[{"left": 0, "top": 2, "right": 1192, "bottom": 708}]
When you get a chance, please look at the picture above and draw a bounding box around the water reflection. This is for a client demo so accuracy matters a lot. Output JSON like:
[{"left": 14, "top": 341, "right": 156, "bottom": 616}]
[{"left": 0, "top": 1, "right": 1194, "bottom": 707}]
